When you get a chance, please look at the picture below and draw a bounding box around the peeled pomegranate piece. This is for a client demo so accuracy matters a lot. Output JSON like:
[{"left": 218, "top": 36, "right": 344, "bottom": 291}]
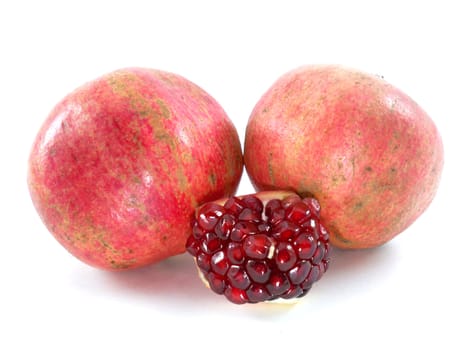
[{"left": 186, "top": 191, "right": 331, "bottom": 304}]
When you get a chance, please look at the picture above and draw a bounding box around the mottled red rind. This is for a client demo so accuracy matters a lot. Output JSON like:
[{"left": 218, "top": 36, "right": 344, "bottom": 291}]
[
  {"left": 28, "top": 68, "right": 243, "bottom": 269},
  {"left": 245, "top": 65, "right": 444, "bottom": 249}
]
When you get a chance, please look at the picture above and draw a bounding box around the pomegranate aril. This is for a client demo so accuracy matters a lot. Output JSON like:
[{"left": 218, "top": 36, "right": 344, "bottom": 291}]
[
  {"left": 288, "top": 260, "right": 312, "bottom": 285},
  {"left": 286, "top": 201, "right": 312, "bottom": 223},
  {"left": 230, "top": 221, "right": 258, "bottom": 242},
  {"left": 293, "top": 232, "right": 317, "bottom": 260},
  {"left": 225, "top": 285, "right": 248, "bottom": 304},
  {"left": 245, "top": 259, "right": 271, "bottom": 284},
  {"left": 223, "top": 197, "right": 245, "bottom": 215},
  {"left": 281, "top": 285, "right": 304, "bottom": 299},
  {"left": 322, "top": 258, "right": 330, "bottom": 272},
  {"left": 303, "top": 197, "right": 320, "bottom": 215},
  {"left": 302, "top": 265, "right": 321, "bottom": 288},
  {"left": 319, "top": 223, "right": 330, "bottom": 241},
  {"left": 196, "top": 252, "right": 211, "bottom": 272},
  {"left": 266, "top": 272, "right": 291, "bottom": 296},
  {"left": 272, "top": 220, "right": 301, "bottom": 241},
  {"left": 318, "top": 260, "right": 327, "bottom": 279},
  {"left": 215, "top": 214, "right": 236, "bottom": 240},
  {"left": 197, "top": 203, "right": 226, "bottom": 231},
  {"left": 206, "top": 272, "right": 226, "bottom": 294},
  {"left": 269, "top": 207, "right": 285, "bottom": 225},
  {"left": 275, "top": 242, "right": 297, "bottom": 272},
  {"left": 226, "top": 241, "right": 245, "bottom": 264},
  {"left": 192, "top": 223, "right": 204, "bottom": 240},
  {"left": 242, "top": 234, "right": 273, "bottom": 260},
  {"left": 281, "top": 194, "right": 301, "bottom": 209},
  {"left": 257, "top": 222, "right": 271, "bottom": 233},
  {"left": 301, "top": 217, "right": 318, "bottom": 232},
  {"left": 238, "top": 208, "right": 261, "bottom": 222},
  {"left": 246, "top": 284, "right": 271, "bottom": 303},
  {"left": 185, "top": 235, "right": 200, "bottom": 255},
  {"left": 211, "top": 250, "right": 230, "bottom": 275},
  {"left": 265, "top": 199, "right": 282, "bottom": 218},
  {"left": 311, "top": 241, "right": 325, "bottom": 264},
  {"left": 242, "top": 195, "right": 264, "bottom": 214},
  {"left": 227, "top": 265, "right": 251, "bottom": 290},
  {"left": 201, "top": 232, "right": 222, "bottom": 254}
]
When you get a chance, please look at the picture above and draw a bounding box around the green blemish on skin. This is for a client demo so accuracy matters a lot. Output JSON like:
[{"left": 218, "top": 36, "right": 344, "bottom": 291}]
[
  {"left": 156, "top": 99, "right": 171, "bottom": 119},
  {"left": 176, "top": 167, "right": 188, "bottom": 190},
  {"left": 268, "top": 152, "right": 275, "bottom": 185},
  {"left": 208, "top": 172, "right": 217, "bottom": 186},
  {"left": 110, "top": 260, "right": 134, "bottom": 269},
  {"left": 353, "top": 201, "right": 364, "bottom": 211},
  {"left": 330, "top": 224, "right": 351, "bottom": 245}
]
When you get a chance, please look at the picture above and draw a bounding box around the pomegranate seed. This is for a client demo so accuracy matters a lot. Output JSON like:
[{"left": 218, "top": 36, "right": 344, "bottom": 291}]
[
  {"left": 303, "top": 197, "right": 320, "bottom": 215},
  {"left": 311, "top": 241, "right": 325, "bottom": 264},
  {"left": 239, "top": 208, "right": 262, "bottom": 222},
  {"left": 303, "top": 265, "right": 320, "bottom": 283},
  {"left": 265, "top": 198, "right": 282, "bottom": 218},
  {"left": 226, "top": 241, "right": 245, "bottom": 264},
  {"left": 242, "top": 234, "right": 273, "bottom": 260},
  {"left": 266, "top": 272, "right": 291, "bottom": 296},
  {"left": 322, "top": 258, "right": 330, "bottom": 272},
  {"left": 269, "top": 207, "right": 285, "bottom": 225},
  {"left": 196, "top": 252, "right": 211, "bottom": 272},
  {"left": 224, "top": 197, "right": 245, "bottom": 215},
  {"left": 319, "top": 223, "right": 330, "bottom": 241},
  {"left": 185, "top": 235, "right": 199, "bottom": 255},
  {"left": 281, "top": 285, "right": 304, "bottom": 299},
  {"left": 257, "top": 222, "right": 271, "bottom": 233},
  {"left": 192, "top": 223, "right": 204, "bottom": 239},
  {"left": 288, "top": 260, "right": 312, "bottom": 285},
  {"left": 224, "top": 285, "right": 248, "bottom": 304},
  {"left": 197, "top": 203, "right": 226, "bottom": 231},
  {"left": 301, "top": 217, "right": 318, "bottom": 232},
  {"left": 242, "top": 195, "right": 264, "bottom": 214},
  {"left": 214, "top": 214, "right": 236, "bottom": 240},
  {"left": 187, "top": 193, "right": 331, "bottom": 304},
  {"left": 206, "top": 272, "right": 226, "bottom": 294},
  {"left": 281, "top": 194, "right": 301, "bottom": 209},
  {"left": 227, "top": 265, "right": 251, "bottom": 290},
  {"left": 211, "top": 250, "right": 230, "bottom": 275},
  {"left": 245, "top": 260, "right": 271, "bottom": 284},
  {"left": 246, "top": 284, "right": 271, "bottom": 303},
  {"left": 230, "top": 221, "right": 258, "bottom": 242},
  {"left": 201, "top": 232, "right": 222, "bottom": 254},
  {"left": 286, "top": 201, "right": 312, "bottom": 223},
  {"left": 275, "top": 242, "right": 297, "bottom": 272},
  {"left": 293, "top": 232, "right": 317, "bottom": 260},
  {"left": 272, "top": 220, "right": 301, "bottom": 241}
]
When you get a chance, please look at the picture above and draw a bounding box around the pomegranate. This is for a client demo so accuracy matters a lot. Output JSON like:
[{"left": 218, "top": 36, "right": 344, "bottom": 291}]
[
  {"left": 244, "top": 65, "right": 444, "bottom": 249},
  {"left": 186, "top": 191, "right": 331, "bottom": 304},
  {"left": 28, "top": 67, "right": 243, "bottom": 270}
]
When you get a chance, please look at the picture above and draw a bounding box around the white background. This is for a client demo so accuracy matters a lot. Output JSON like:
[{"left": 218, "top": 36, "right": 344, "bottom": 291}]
[{"left": 1, "top": 1, "right": 466, "bottom": 349}]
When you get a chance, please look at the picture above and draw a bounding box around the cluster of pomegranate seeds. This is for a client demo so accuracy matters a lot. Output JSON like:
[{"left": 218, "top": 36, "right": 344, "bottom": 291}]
[{"left": 186, "top": 192, "right": 331, "bottom": 304}]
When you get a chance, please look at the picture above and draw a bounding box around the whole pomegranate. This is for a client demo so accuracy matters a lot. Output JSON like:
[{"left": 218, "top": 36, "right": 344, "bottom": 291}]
[
  {"left": 28, "top": 68, "right": 243, "bottom": 270},
  {"left": 244, "top": 65, "right": 444, "bottom": 249}
]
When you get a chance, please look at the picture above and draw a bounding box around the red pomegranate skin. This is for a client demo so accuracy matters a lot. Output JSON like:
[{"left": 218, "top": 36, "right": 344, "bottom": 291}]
[
  {"left": 244, "top": 65, "right": 444, "bottom": 249},
  {"left": 28, "top": 68, "right": 243, "bottom": 270}
]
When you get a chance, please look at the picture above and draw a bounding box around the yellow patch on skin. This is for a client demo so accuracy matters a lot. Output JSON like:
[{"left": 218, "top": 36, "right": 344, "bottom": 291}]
[{"left": 107, "top": 69, "right": 197, "bottom": 212}]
